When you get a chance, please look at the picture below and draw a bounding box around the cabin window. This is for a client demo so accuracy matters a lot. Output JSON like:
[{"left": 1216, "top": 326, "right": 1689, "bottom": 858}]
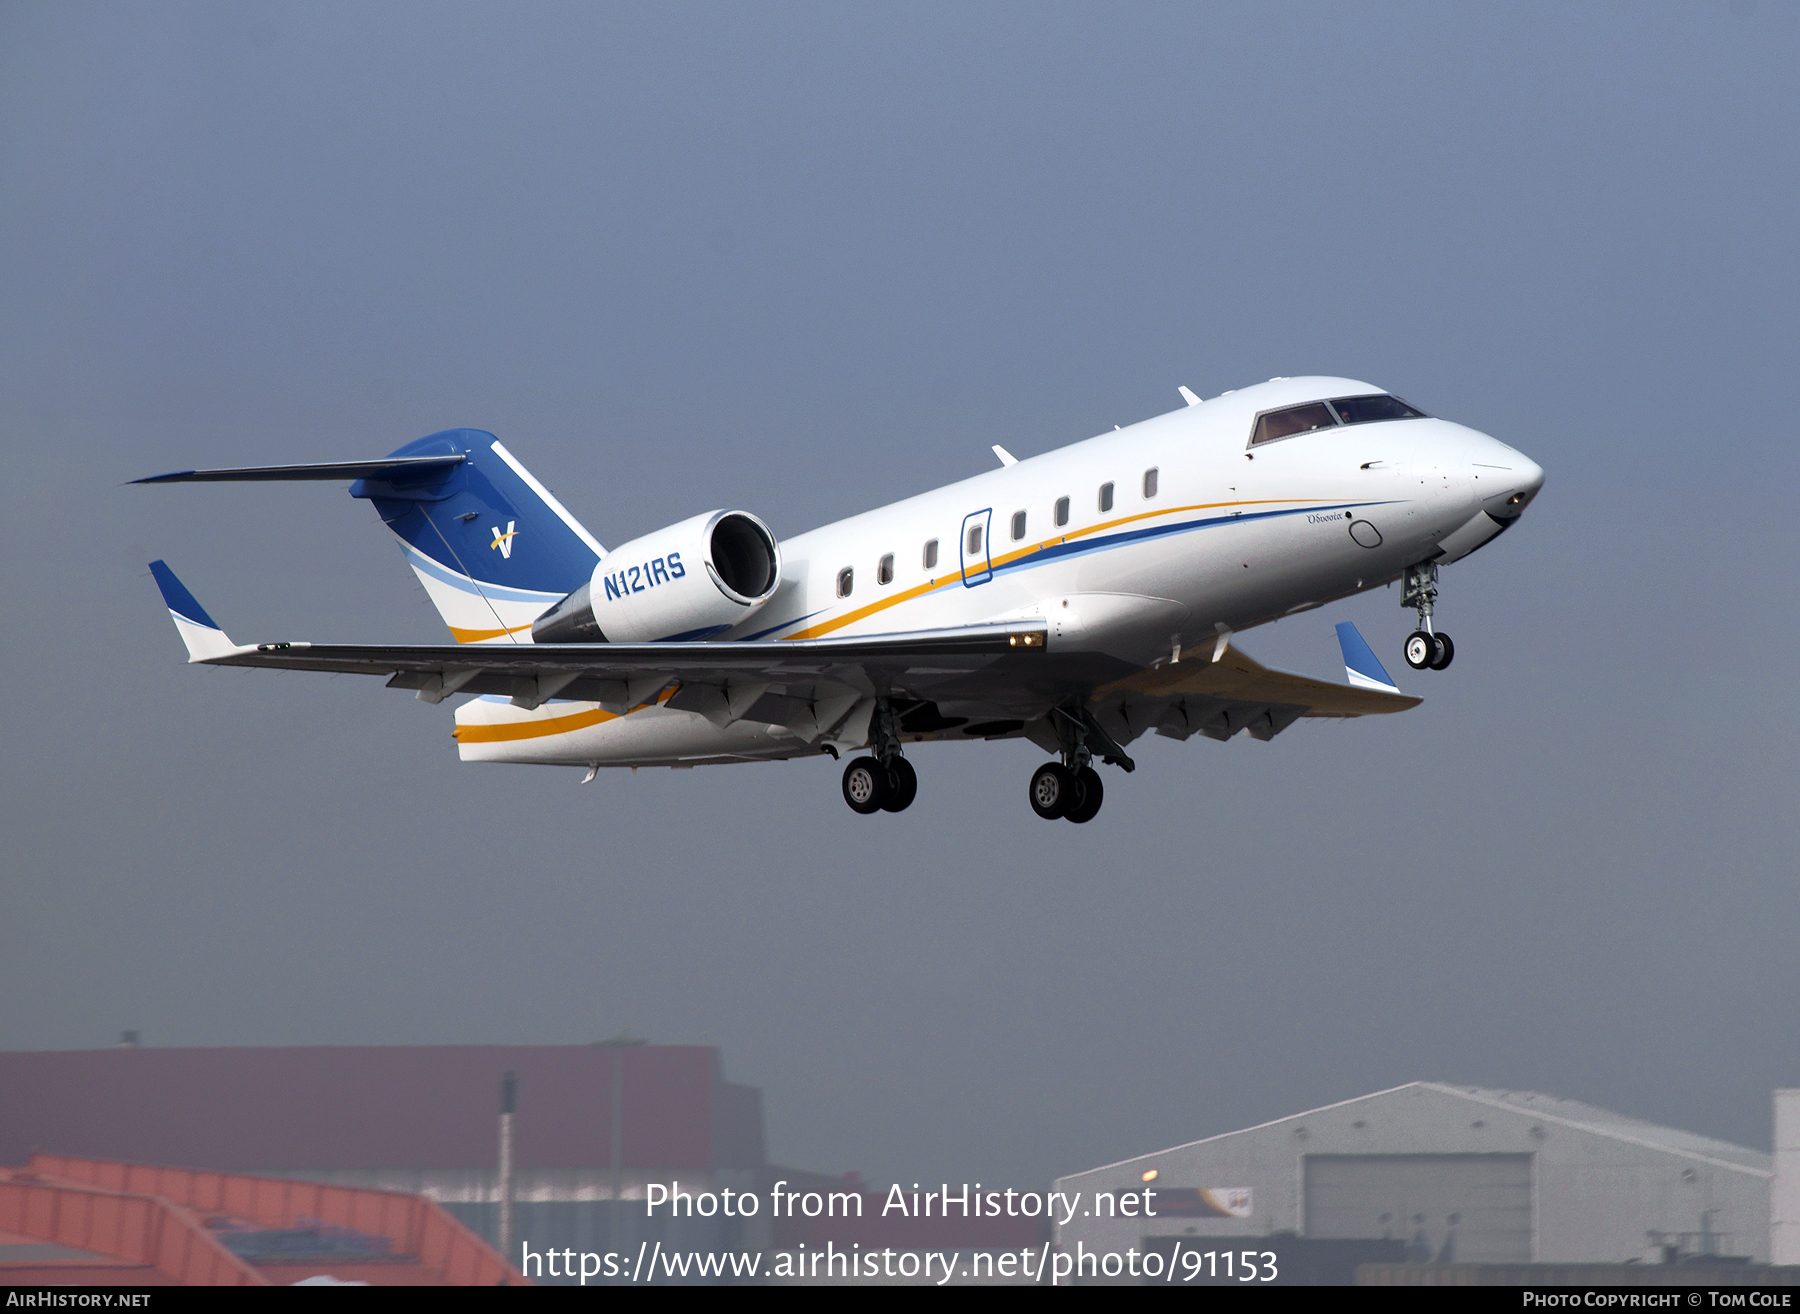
[
  {"left": 1054, "top": 496, "right": 1070, "bottom": 528},
  {"left": 1143, "top": 467, "right": 1159, "bottom": 498},
  {"left": 1011, "top": 510, "right": 1027, "bottom": 541},
  {"left": 966, "top": 523, "right": 983, "bottom": 556},
  {"left": 878, "top": 553, "right": 894, "bottom": 585},
  {"left": 1098, "top": 482, "right": 1114, "bottom": 513},
  {"left": 836, "top": 566, "right": 854, "bottom": 598},
  {"left": 1329, "top": 394, "right": 1428, "bottom": 426},
  {"left": 923, "top": 538, "right": 939, "bottom": 570}
]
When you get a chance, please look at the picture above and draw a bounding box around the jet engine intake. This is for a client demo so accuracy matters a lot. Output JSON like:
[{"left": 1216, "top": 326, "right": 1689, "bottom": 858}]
[{"left": 532, "top": 510, "right": 780, "bottom": 644}]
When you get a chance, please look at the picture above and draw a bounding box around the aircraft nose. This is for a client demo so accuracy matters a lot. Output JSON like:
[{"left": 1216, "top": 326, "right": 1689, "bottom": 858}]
[{"left": 1487, "top": 452, "right": 1544, "bottom": 522}]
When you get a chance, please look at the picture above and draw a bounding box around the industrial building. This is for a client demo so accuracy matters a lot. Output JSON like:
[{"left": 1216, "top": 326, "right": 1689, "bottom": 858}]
[
  {"left": 1056, "top": 1083, "right": 1776, "bottom": 1274},
  {"left": 0, "top": 1155, "right": 521, "bottom": 1285},
  {"left": 0, "top": 1041, "right": 1039, "bottom": 1283},
  {"left": 1777, "top": 1090, "right": 1800, "bottom": 1266},
  {"left": 0, "top": 1042, "right": 768, "bottom": 1268}
]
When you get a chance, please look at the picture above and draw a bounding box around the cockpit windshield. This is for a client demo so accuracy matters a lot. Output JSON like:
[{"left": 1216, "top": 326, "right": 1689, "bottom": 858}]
[
  {"left": 1249, "top": 394, "right": 1427, "bottom": 447},
  {"left": 1329, "top": 394, "right": 1426, "bottom": 426}
]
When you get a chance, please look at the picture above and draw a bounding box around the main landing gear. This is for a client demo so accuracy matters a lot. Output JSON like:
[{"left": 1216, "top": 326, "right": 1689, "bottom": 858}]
[
  {"left": 841, "top": 699, "right": 917, "bottom": 815},
  {"left": 842, "top": 754, "right": 916, "bottom": 814},
  {"left": 1401, "top": 560, "right": 1455, "bottom": 672},
  {"left": 1029, "top": 762, "right": 1103, "bottom": 823},
  {"left": 1027, "top": 704, "right": 1132, "bottom": 824}
]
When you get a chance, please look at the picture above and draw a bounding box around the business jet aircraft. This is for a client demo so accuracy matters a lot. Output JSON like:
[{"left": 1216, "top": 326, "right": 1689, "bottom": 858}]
[{"left": 140, "top": 377, "right": 1543, "bottom": 821}]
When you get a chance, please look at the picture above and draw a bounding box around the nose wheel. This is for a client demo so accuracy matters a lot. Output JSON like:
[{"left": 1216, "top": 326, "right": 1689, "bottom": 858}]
[
  {"left": 1401, "top": 562, "right": 1455, "bottom": 671},
  {"left": 1404, "top": 630, "right": 1454, "bottom": 671}
]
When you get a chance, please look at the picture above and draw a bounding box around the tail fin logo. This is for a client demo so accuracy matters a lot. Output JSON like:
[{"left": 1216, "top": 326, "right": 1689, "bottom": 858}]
[{"left": 490, "top": 521, "right": 518, "bottom": 558}]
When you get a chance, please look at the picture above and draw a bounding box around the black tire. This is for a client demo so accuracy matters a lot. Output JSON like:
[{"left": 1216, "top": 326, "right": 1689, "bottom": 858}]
[
  {"left": 1428, "top": 632, "right": 1455, "bottom": 671},
  {"left": 1064, "top": 767, "right": 1104, "bottom": 823},
  {"left": 1403, "top": 630, "right": 1435, "bottom": 670},
  {"left": 1029, "top": 762, "right": 1075, "bottom": 820},
  {"left": 842, "top": 756, "right": 888, "bottom": 814},
  {"left": 881, "top": 757, "right": 917, "bottom": 812}
]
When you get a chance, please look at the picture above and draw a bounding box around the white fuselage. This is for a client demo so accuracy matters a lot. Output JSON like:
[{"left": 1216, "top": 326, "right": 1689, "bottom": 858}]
[{"left": 456, "top": 376, "right": 1542, "bottom": 766}]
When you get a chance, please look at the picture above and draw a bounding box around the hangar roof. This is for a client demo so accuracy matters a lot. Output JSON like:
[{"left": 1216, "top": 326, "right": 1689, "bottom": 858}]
[
  {"left": 1064, "top": 1081, "right": 1771, "bottom": 1182},
  {"left": 1433, "top": 1085, "right": 1770, "bottom": 1175}
]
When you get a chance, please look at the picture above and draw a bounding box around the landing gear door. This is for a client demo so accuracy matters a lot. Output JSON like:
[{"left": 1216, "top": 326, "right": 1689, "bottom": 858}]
[{"left": 960, "top": 508, "right": 993, "bottom": 586}]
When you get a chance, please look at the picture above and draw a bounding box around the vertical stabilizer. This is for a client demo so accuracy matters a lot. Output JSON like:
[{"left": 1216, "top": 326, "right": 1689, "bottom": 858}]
[{"left": 351, "top": 431, "right": 605, "bottom": 644}]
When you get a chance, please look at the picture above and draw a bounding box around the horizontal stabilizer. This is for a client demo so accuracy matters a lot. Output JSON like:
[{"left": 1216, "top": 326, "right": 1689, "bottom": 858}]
[
  {"left": 1335, "top": 621, "right": 1400, "bottom": 693},
  {"left": 131, "top": 455, "right": 466, "bottom": 484},
  {"left": 134, "top": 433, "right": 605, "bottom": 642},
  {"left": 148, "top": 560, "right": 250, "bottom": 662}
]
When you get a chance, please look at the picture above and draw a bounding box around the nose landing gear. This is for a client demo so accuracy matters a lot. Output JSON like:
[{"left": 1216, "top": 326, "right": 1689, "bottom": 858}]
[{"left": 1401, "top": 561, "right": 1455, "bottom": 671}]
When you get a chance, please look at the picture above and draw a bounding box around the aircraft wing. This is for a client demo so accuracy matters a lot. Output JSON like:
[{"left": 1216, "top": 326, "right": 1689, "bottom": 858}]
[
  {"left": 148, "top": 560, "right": 1052, "bottom": 715},
  {"left": 1084, "top": 626, "right": 1420, "bottom": 750},
  {"left": 149, "top": 560, "right": 1414, "bottom": 749}
]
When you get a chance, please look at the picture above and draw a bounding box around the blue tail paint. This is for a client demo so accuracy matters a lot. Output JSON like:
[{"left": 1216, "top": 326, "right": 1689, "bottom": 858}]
[
  {"left": 351, "top": 430, "right": 603, "bottom": 598},
  {"left": 1335, "top": 621, "right": 1400, "bottom": 693},
  {"left": 133, "top": 432, "right": 606, "bottom": 643}
]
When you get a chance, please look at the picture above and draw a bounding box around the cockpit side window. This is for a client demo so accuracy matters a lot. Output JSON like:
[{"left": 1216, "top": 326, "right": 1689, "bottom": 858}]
[
  {"left": 1329, "top": 394, "right": 1428, "bottom": 426},
  {"left": 1250, "top": 401, "right": 1338, "bottom": 447}
]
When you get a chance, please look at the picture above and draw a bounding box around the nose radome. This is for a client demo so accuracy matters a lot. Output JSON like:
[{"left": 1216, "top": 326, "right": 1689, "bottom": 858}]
[{"left": 1486, "top": 452, "right": 1544, "bottom": 521}]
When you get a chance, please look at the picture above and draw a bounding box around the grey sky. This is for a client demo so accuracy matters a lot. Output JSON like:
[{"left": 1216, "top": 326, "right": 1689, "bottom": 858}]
[{"left": 2, "top": 1, "right": 1795, "bottom": 1188}]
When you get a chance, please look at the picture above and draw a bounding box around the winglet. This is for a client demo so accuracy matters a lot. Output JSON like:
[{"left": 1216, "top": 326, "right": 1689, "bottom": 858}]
[
  {"left": 1335, "top": 621, "right": 1400, "bottom": 693},
  {"left": 149, "top": 561, "right": 248, "bottom": 662}
]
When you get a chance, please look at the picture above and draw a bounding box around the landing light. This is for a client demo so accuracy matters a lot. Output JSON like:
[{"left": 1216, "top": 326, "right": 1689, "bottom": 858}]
[{"left": 1008, "top": 632, "right": 1045, "bottom": 648}]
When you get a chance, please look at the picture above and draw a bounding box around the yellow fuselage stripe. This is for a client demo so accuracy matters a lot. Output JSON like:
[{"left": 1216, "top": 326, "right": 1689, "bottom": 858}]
[
  {"left": 782, "top": 498, "right": 1326, "bottom": 641},
  {"left": 455, "top": 689, "right": 674, "bottom": 743},
  {"left": 450, "top": 622, "right": 534, "bottom": 643}
]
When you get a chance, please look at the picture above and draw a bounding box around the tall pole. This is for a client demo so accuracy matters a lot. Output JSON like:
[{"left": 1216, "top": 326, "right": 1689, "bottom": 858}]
[
  {"left": 611, "top": 1048, "right": 624, "bottom": 1250},
  {"left": 498, "top": 1070, "right": 516, "bottom": 1263}
]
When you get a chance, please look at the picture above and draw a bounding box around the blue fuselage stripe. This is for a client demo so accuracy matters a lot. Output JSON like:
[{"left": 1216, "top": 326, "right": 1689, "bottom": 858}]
[{"left": 745, "top": 499, "right": 1395, "bottom": 640}]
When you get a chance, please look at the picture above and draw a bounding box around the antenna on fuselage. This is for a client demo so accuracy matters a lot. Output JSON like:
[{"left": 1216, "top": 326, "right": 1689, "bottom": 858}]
[
  {"left": 991, "top": 445, "right": 1018, "bottom": 467},
  {"left": 1179, "top": 386, "right": 1202, "bottom": 407}
]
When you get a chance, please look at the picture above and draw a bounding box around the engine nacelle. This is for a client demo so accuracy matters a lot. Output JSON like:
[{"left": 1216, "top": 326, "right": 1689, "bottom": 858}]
[{"left": 532, "top": 510, "right": 780, "bottom": 644}]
